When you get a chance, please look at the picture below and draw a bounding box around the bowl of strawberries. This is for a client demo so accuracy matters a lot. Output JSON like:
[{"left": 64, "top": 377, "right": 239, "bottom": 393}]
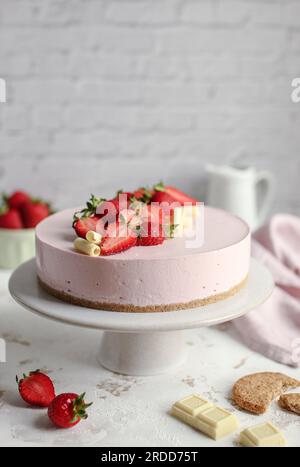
[{"left": 0, "top": 190, "right": 52, "bottom": 269}]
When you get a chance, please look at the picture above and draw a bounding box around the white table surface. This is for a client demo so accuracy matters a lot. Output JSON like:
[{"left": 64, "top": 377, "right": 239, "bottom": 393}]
[{"left": 0, "top": 269, "right": 299, "bottom": 447}]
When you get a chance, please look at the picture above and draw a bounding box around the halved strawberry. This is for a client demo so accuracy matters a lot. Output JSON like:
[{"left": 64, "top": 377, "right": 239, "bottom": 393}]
[
  {"left": 73, "top": 195, "right": 106, "bottom": 237},
  {"left": 16, "top": 369, "right": 56, "bottom": 407},
  {"left": 151, "top": 190, "right": 177, "bottom": 205},
  {"left": 138, "top": 236, "right": 164, "bottom": 246},
  {"left": 100, "top": 223, "right": 137, "bottom": 256},
  {"left": 73, "top": 216, "right": 101, "bottom": 239},
  {"left": 152, "top": 182, "right": 198, "bottom": 205},
  {"left": 137, "top": 221, "right": 165, "bottom": 246}
]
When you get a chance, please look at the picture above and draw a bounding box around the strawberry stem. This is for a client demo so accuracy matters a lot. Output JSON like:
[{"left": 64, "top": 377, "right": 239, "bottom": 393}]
[
  {"left": 73, "top": 194, "right": 105, "bottom": 225},
  {"left": 70, "top": 393, "right": 93, "bottom": 424},
  {"left": 153, "top": 181, "right": 165, "bottom": 192}
]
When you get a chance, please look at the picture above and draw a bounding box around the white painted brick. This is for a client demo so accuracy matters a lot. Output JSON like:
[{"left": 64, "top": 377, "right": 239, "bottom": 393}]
[
  {"left": 240, "top": 56, "right": 284, "bottom": 78},
  {"left": 196, "top": 111, "right": 237, "bottom": 131},
  {"left": 69, "top": 53, "right": 140, "bottom": 78},
  {"left": 283, "top": 3, "right": 300, "bottom": 27},
  {"left": 80, "top": 0, "right": 106, "bottom": 23},
  {"left": 51, "top": 131, "right": 91, "bottom": 154},
  {"left": 106, "top": 1, "right": 178, "bottom": 25},
  {"left": 0, "top": 26, "right": 89, "bottom": 55},
  {"left": 0, "top": 1, "right": 36, "bottom": 25},
  {"left": 139, "top": 56, "right": 186, "bottom": 80},
  {"left": 0, "top": 105, "right": 32, "bottom": 131},
  {"left": 158, "top": 28, "right": 285, "bottom": 54},
  {"left": 66, "top": 106, "right": 105, "bottom": 130},
  {"left": 78, "top": 81, "right": 142, "bottom": 104},
  {"left": 32, "top": 53, "right": 73, "bottom": 77},
  {"left": 216, "top": 1, "right": 250, "bottom": 24},
  {"left": 33, "top": 106, "right": 65, "bottom": 129},
  {"left": 87, "top": 27, "right": 155, "bottom": 53},
  {"left": 34, "top": 0, "right": 85, "bottom": 25},
  {"left": 12, "top": 80, "right": 77, "bottom": 103},
  {"left": 0, "top": 131, "right": 49, "bottom": 155},
  {"left": 136, "top": 109, "right": 195, "bottom": 131},
  {"left": 181, "top": 2, "right": 216, "bottom": 23},
  {"left": 287, "top": 56, "right": 300, "bottom": 77},
  {"left": 142, "top": 83, "right": 214, "bottom": 106},
  {"left": 0, "top": 54, "right": 33, "bottom": 77},
  {"left": 290, "top": 31, "right": 300, "bottom": 51},
  {"left": 186, "top": 56, "right": 240, "bottom": 80},
  {"left": 252, "top": 2, "right": 283, "bottom": 25}
]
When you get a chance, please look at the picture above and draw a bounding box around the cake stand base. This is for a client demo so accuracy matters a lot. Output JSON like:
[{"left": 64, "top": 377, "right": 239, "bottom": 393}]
[
  {"left": 9, "top": 259, "right": 273, "bottom": 376},
  {"left": 98, "top": 331, "right": 187, "bottom": 375}
]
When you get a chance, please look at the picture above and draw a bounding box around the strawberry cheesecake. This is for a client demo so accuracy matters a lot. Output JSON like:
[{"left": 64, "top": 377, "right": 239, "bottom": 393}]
[{"left": 36, "top": 184, "right": 250, "bottom": 312}]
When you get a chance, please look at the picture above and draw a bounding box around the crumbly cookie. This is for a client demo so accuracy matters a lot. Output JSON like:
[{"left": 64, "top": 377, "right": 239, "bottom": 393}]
[
  {"left": 279, "top": 393, "right": 300, "bottom": 415},
  {"left": 232, "top": 372, "right": 300, "bottom": 414}
]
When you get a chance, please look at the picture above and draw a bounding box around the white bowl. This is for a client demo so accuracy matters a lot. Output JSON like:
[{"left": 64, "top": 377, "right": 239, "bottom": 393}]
[{"left": 0, "top": 228, "right": 35, "bottom": 269}]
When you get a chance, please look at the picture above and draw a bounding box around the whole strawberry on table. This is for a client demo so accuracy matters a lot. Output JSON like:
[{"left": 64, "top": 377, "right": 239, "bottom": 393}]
[{"left": 73, "top": 182, "right": 199, "bottom": 257}]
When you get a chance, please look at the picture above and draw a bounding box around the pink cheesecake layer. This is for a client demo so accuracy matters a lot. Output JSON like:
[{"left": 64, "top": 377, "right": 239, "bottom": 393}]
[{"left": 36, "top": 207, "right": 250, "bottom": 310}]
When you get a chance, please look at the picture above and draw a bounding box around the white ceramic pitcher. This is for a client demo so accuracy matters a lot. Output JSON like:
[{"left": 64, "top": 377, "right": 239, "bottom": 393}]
[{"left": 205, "top": 164, "right": 274, "bottom": 230}]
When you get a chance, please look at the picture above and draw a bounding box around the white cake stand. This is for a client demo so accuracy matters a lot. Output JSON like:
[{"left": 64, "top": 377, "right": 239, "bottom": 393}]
[{"left": 9, "top": 258, "right": 273, "bottom": 376}]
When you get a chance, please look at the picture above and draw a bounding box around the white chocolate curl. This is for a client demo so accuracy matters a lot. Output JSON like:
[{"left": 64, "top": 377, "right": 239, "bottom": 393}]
[
  {"left": 86, "top": 230, "right": 102, "bottom": 244},
  {"left": 74, "top": 238, "right": 100, "bottom": 256}
]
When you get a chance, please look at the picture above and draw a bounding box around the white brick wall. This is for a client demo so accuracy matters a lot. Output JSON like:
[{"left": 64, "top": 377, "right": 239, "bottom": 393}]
[{"left": 0, "top": 0, "right": 299, "bottom": 215}]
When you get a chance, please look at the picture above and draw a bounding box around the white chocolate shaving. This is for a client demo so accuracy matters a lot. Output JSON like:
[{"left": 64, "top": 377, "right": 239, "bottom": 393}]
[
  {"left": 86, "top": 230, "right": 102, "bottom": 244},
  {"left": 74, "top": 237, "right": 100, "bottom": 256}
]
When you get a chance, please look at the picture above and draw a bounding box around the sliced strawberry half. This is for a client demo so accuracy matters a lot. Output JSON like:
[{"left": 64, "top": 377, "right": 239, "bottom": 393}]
[
  {"left": 100, "top": 234, "right": 137, "bottom": 256},
  {"left": 73, "top": 216, "right": 101, "bottom": 239},
  {"left": 17, "top": 369, "right": 56, "bottom": 407},
  {"left": 137, "top": 225, "right": 165, "bottom": 246},
  {"left": 152, "top": 182, "right": 198, "bottom": 205}
]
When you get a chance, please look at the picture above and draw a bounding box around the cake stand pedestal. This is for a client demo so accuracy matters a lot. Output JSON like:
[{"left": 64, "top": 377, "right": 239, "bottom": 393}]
[{"left": 9, "top": 259, "right": 273, "bottom": 376}]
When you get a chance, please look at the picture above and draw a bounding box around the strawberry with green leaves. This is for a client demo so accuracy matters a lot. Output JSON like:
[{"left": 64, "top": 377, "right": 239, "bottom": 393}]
[
  {"left": 73, "top": 194, "right": 105, "bottom": 238},
  {"left": 48, "top": 392, "right": 92, "bottom": 429},
  {"left": 132, "top": 187, "right": 153, "bottom": 204}
]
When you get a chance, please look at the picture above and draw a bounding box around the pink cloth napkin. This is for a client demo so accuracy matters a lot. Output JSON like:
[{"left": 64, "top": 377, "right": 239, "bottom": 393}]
[{"left": 233, "top": 214, "right": 300, "bottom": 367}]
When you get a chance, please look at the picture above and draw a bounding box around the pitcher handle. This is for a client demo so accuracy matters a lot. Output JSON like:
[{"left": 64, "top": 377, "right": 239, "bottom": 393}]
[{"left": 255, "top": 171, "right": 275, "bottom": 230}]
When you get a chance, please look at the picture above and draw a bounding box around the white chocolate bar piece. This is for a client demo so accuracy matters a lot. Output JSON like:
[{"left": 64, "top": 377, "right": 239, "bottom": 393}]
[
  {"left": 173, "top": 394, "right": 213, "bottom": 417},
  {"left": 86, "top": 230, "right": 102, "bottom": 244},
  {"left": 240, "top": 423, "right": 286, "bottom": 447},
  {"left": 74, "top": 237, "right": 101, "bottom": 256},
  {"left": 171, "top": 395, "right": 239, "bottom": 440}
]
